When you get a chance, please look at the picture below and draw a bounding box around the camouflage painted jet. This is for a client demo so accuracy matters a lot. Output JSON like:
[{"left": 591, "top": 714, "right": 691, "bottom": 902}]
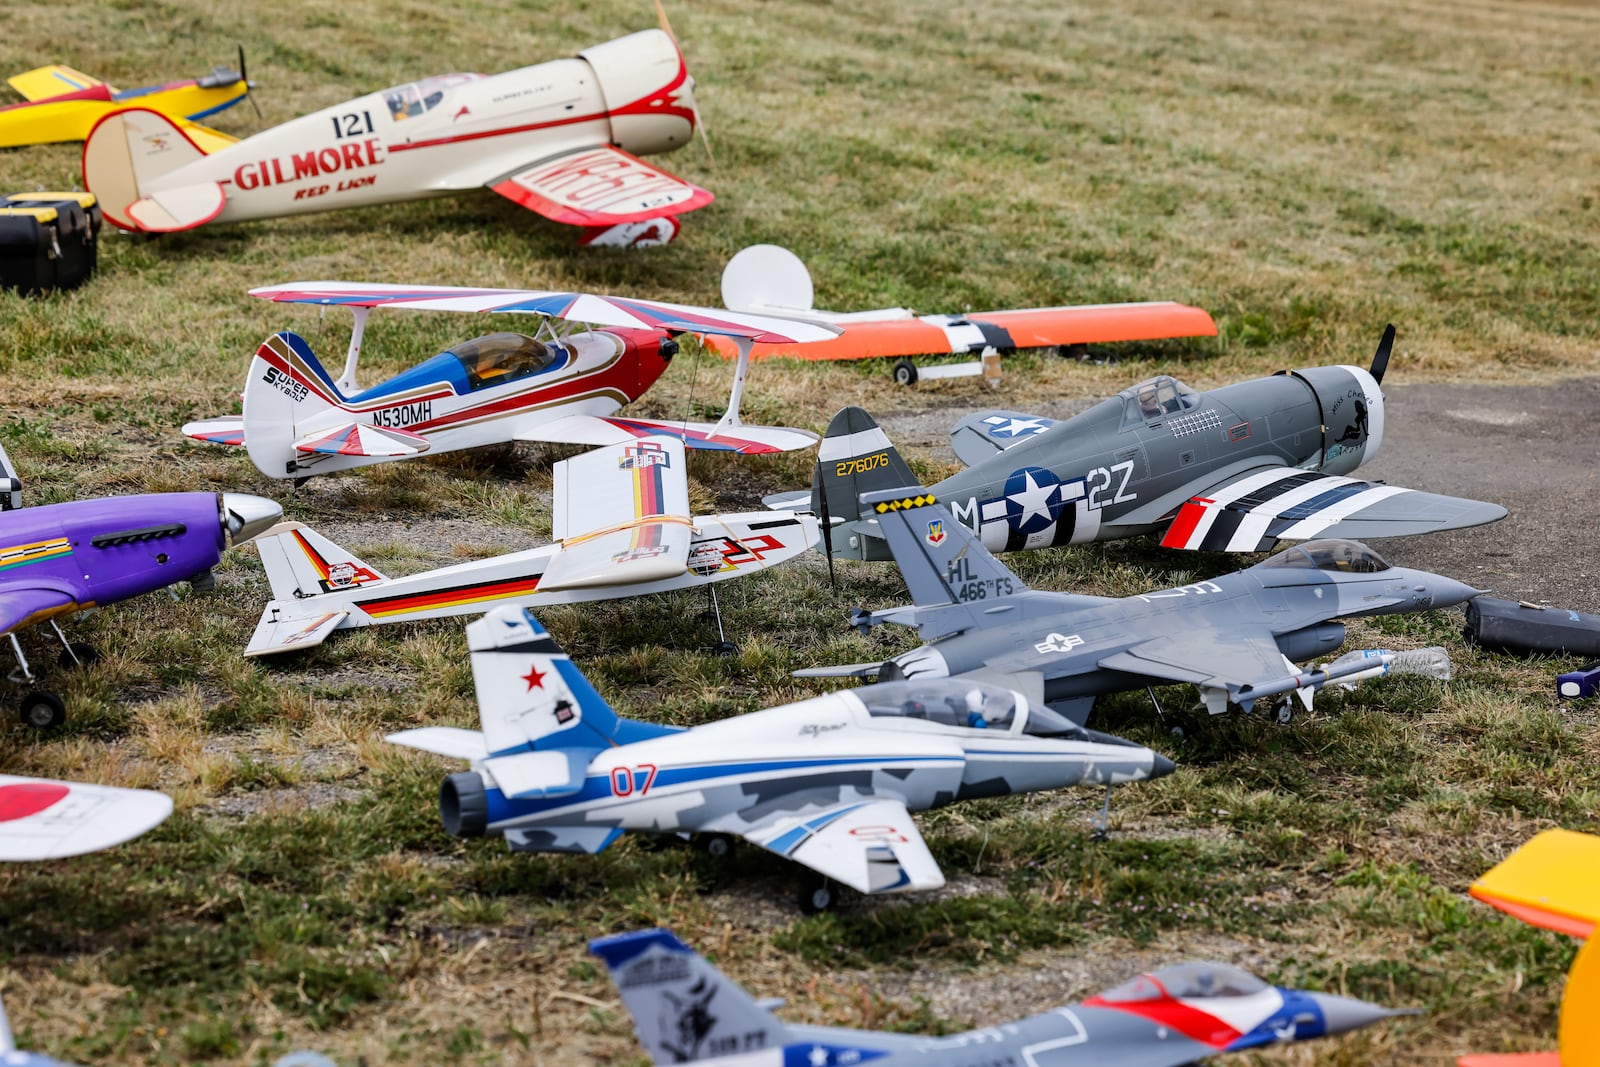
[
  {"left": 386, "top": 604, "right": 1173, "bottom": 912},
  {"left": 799, "top": 489, "right": 1480, "bottom": 725},
  {"left": 591, "top": 927, "right": 1410, "bottom": 1066},
  {"left": 793, "top": 327, "right": 1506, "bottom": 559}
]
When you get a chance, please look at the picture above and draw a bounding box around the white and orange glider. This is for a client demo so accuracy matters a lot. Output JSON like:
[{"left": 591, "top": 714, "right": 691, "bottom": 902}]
[{"left": 702, "top": 245, "right": 1218, "bottom": 383}]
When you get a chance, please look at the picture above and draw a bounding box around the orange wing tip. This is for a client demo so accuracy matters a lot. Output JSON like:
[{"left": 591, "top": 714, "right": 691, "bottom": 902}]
[
  {"left": 1458, "top": 1054, "right": 1562, "bottom": 1066},
  {"left": 1471, "top": 889, "right": 1597, "bottom": 940}
]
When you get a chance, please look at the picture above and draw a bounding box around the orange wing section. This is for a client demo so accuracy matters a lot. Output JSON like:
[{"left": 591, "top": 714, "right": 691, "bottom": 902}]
[
  {"left": 1469, "top": 828, "right": 1600, "bottom": 939},
  {"left": 702, "top": 303, "right": 1217, "bottom": 362}
]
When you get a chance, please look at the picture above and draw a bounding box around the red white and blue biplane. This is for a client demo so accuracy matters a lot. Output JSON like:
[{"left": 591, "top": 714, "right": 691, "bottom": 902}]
[{"left": 183, "top": 283, "right": 838, "bottom": 480}]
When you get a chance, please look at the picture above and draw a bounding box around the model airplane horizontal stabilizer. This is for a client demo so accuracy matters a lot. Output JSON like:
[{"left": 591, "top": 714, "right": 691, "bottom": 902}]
[
  {"left": 0, "top": 774, "right": 173, "bottom": 861},
  {"left": 293, "top": 420, "right": 430, "bottom": 457},
  {"left": 181, "top": 415, "right": 245, "bottom": 446},
  {"left": 247, "top": 282, "right": 840, "bottom": 344},
  {"left": 542, "top": 436, "right": 692, "bottom": 591},
  {"left": 514, "top": 414, "right": 817, "bottom": 455},
  {"left": 593, "top": 927, "right": 1409, "bottom": 1066}
]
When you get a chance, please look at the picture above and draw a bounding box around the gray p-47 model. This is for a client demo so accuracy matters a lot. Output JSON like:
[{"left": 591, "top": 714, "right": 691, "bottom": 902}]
[
  {"left": 801, "top": 489, "right": 1480, "bottom": 724},
  {"left": 793, "top": 327, "right": 1505, "bottom": 558},
  {"left": 592, "top": 928, "right": 1408, "bottom": 1066}
]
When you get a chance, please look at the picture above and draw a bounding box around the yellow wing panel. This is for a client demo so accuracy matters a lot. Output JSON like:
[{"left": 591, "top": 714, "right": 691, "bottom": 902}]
[
  {"left": 1470, "top": 828, "right": 1600, "bottom": 939},
  {"left": 7, "top": 64, "right": 103, "bottom": 100}
]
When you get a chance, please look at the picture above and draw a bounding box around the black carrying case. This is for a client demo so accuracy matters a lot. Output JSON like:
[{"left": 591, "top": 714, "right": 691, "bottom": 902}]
[
  {"left": 1463, "top": 596, "right": 1600, "bottom": 657},
  {"left": 0, "top": 191, "right": 103, "bottom": 294}
]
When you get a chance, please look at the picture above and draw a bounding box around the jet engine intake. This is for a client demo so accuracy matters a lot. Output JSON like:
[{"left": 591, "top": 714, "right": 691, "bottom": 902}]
[{"left": 1277, "top": 621, "right": 1347, "bottom": 663}]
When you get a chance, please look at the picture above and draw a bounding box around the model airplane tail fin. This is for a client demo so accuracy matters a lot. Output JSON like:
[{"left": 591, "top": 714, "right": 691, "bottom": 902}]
[
  {"left": 241, "top": 332, "right": 353, "bottom": 478},
  {"left": 813, "top": 406, "right": 919, "bottom": 524},
  {"left": 81, "top": 106, "right": 226, "bottom": 232},
  {"left": 590, "top": 929, "right": 794, "bottom": 1064},
  {"left": 468, "top": 605, "right": 678, "bottom": 760},
  {"left": 862, "top": 487, "right": 1030, "bottom": 607}
]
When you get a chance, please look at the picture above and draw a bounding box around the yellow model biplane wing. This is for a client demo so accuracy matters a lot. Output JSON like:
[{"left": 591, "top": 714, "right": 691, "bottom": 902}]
[{"left": 7, "top": 64, "right": 103, "bottom": 100}]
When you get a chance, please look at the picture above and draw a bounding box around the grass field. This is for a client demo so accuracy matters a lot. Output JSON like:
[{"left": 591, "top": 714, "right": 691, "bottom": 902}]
[{"left": 1, "top": 0, "right": 1599, "bottom": 1063}]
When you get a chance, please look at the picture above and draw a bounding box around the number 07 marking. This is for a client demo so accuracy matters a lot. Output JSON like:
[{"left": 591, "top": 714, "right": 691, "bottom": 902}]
[{"left": 610, "top": 763, "right": 658, "bottom": 797}]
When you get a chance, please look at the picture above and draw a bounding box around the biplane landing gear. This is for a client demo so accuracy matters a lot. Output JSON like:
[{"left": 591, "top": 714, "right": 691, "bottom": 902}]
[
  {"left": 20, "top": 690, "right": 65, "bottom": 730},
  {"left": 796, "top": 874, "right": 841, "bottom": 915},
  {"left": 891, "top": 359, "right": 919, "bottom": 387}
]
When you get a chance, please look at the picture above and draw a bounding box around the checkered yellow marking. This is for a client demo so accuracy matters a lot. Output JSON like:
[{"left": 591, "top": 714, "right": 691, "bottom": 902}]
[{"left": 873, "top": 494, "right": 937, "bottom": 513}]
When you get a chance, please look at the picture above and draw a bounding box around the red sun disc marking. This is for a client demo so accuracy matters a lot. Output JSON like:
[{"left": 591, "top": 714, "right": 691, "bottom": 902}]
[{"left": 0, "top": 782, "right": 70, "bottom": 822}]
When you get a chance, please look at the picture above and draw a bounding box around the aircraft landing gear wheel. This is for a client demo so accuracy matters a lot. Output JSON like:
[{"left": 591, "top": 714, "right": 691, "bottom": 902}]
[
  {"left": 713, "top": 640, "right": 738, "bottom": 658},
  {"left": 797, "top": 876, "right": 839, "bottom": 915},
  {"left": 697, "top": 833, "right": 735, "bottom": 860},
  {"left": 891, "top": 359, "right": 918, "bottom": 386},
  {"left": 20, "top": 690, "right": 65, "bottom": 730},
  {"left": 59, "top": 642, "right": 99, "bottom": 669},
  {"left": 1273, "top": 699, "right": 1294, "bottom": 725}
]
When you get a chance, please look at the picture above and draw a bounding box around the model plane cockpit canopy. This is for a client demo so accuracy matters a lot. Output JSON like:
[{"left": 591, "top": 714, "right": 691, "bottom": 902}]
[
  {"left": 857, "top": 679, "right": 1024, "bottom": 731},
  {"left": 1099, "top": 962, "right": 1271, "bottom": 1003},
  {"left": 1262, "top": 538, "right": 1391, "bottom": 574},
  {"left": 1123, "top": 375, "right": 1198, "bottom": 423},
  {"left": 383, "top": 73, "right": 482, "bottom": 121},
  {"left": 448, "top": 332, "right": 562, "bottom": 389}
]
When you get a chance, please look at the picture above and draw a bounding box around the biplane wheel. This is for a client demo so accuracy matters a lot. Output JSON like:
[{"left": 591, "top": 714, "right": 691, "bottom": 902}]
[
  {"left": 696, "top": 833, "right": 735, "bottom": 860},
  {"left": 713, "top": 640, "right": 738, "bottom": 658},
  {"left": 20, "top": 690, "right": 65, "bottom": 730},
  {"left": 797, "top": 876, "right": 838, "bottom": 915},
  {"left": 891, "top": 359, "right": 918, "bottom": 386},
  {"left": 58, "top": 642, "right": 99, "bottom": 669}
]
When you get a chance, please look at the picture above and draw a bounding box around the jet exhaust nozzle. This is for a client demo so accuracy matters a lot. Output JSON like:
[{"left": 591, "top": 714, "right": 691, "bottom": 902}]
[{"left": 441, "top": 772, "right": 489, "bottom": 837}]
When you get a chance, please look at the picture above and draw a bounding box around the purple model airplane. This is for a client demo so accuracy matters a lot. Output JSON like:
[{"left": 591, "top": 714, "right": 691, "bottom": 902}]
[{"left": 0, "top": 444, "right": 279, "bottom": 728}]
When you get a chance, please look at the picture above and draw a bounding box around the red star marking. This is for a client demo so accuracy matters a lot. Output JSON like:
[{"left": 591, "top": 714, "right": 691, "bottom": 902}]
[{"left": 521, "top": 663, "right": 547, "bottom": 691}]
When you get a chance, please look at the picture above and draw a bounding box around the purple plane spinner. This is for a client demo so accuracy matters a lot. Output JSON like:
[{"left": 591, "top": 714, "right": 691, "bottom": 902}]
[{"left": 0, "top": 444, "right": 279, "bottom": 728}]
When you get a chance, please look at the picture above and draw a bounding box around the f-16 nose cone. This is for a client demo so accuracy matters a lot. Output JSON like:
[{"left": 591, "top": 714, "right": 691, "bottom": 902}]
[
  {"left": 1431, "top": 578, "right": 1485, "bottom": 608},
  {"left": 1306, "top": 991, "right": 1411, "bottom": 1035},
  {"left": 222, "top": 493, "right": 282, "bottom": 546}
]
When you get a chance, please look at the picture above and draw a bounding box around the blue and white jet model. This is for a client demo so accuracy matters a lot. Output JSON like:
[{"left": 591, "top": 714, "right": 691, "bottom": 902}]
[
  {"left": 386, "top": 604, "right": 1174, "bottom": 912},
  {"left": 591, "top": 928, "right": 1411, "bottom": 1066}
]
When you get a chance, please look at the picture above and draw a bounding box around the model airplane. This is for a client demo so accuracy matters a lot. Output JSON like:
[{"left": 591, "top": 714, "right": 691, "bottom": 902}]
[
  {"left": 0, "top": 774, "right": 172, "bottom": 861},
  {"left": 798, "top": 488, "right": 1480, "bottom": 726},
  {"left": 242, "top": 436, "right": 817, "bottom": 656},
  {"left": 0, "top": 441, "right": 280, "bottom": 727},
  {"left": 791, "top": 327, "right": 1507, "bottom": 558},
  {"left": 81, "top": 30, "right": 712, "bottom": 247},
  {"left": 0, "top": 56, "right": 253, "bottom": 150},
  {"left": 1458, "top": 828, "right": 1600, "bottom": 1066},
  {"left": 181, "top": 281, "right": 838, "bottom": 480},
  {"left": 594, "top": 927, "right": 1409, "bottom": 1065},
  {"left": 387, "top": 604, "right": 1173, "bottom": 912},
  {"left": 703, "top": 244, "right": 1219, "bottom": 384}
]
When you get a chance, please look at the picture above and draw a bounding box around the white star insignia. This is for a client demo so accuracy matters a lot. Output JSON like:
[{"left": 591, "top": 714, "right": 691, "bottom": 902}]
[
  {"left": 809, "top": 1046, "right": 830, "bottom": 1067},
  {"left": 984, "top": 416, "right": 1048, "bottom": 437},
  {"left": 1008, "top": 471, "right": 1056, "bottom": 526}
]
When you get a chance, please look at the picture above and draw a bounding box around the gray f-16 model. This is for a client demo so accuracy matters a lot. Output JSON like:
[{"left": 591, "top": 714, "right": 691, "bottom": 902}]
[
  {"left": 592, "top": 928, "right": 1409, "bottom": 1066},
  {"left": 387, "top": 603, "right": 1172, "bottom": 912},
  {"left": 800, "top": 489, "right": 1480, "bottom": 724},
  {"left": 793, "top": 327, "right": 1506, "bottom": 559}
]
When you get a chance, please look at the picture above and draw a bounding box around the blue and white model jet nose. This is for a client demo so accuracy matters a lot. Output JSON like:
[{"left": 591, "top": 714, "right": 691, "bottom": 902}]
[{"left": 1304, "top": 990, "right": 1412, "bottom": 1035}]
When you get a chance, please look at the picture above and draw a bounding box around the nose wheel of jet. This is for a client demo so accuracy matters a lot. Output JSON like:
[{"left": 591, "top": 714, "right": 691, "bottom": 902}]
[
  {"left": 797, "top": 875, "right": 841, "bottom": 915},
  {"left": 1270, "top": 697, "right": 1294, "bottom": 725}
]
